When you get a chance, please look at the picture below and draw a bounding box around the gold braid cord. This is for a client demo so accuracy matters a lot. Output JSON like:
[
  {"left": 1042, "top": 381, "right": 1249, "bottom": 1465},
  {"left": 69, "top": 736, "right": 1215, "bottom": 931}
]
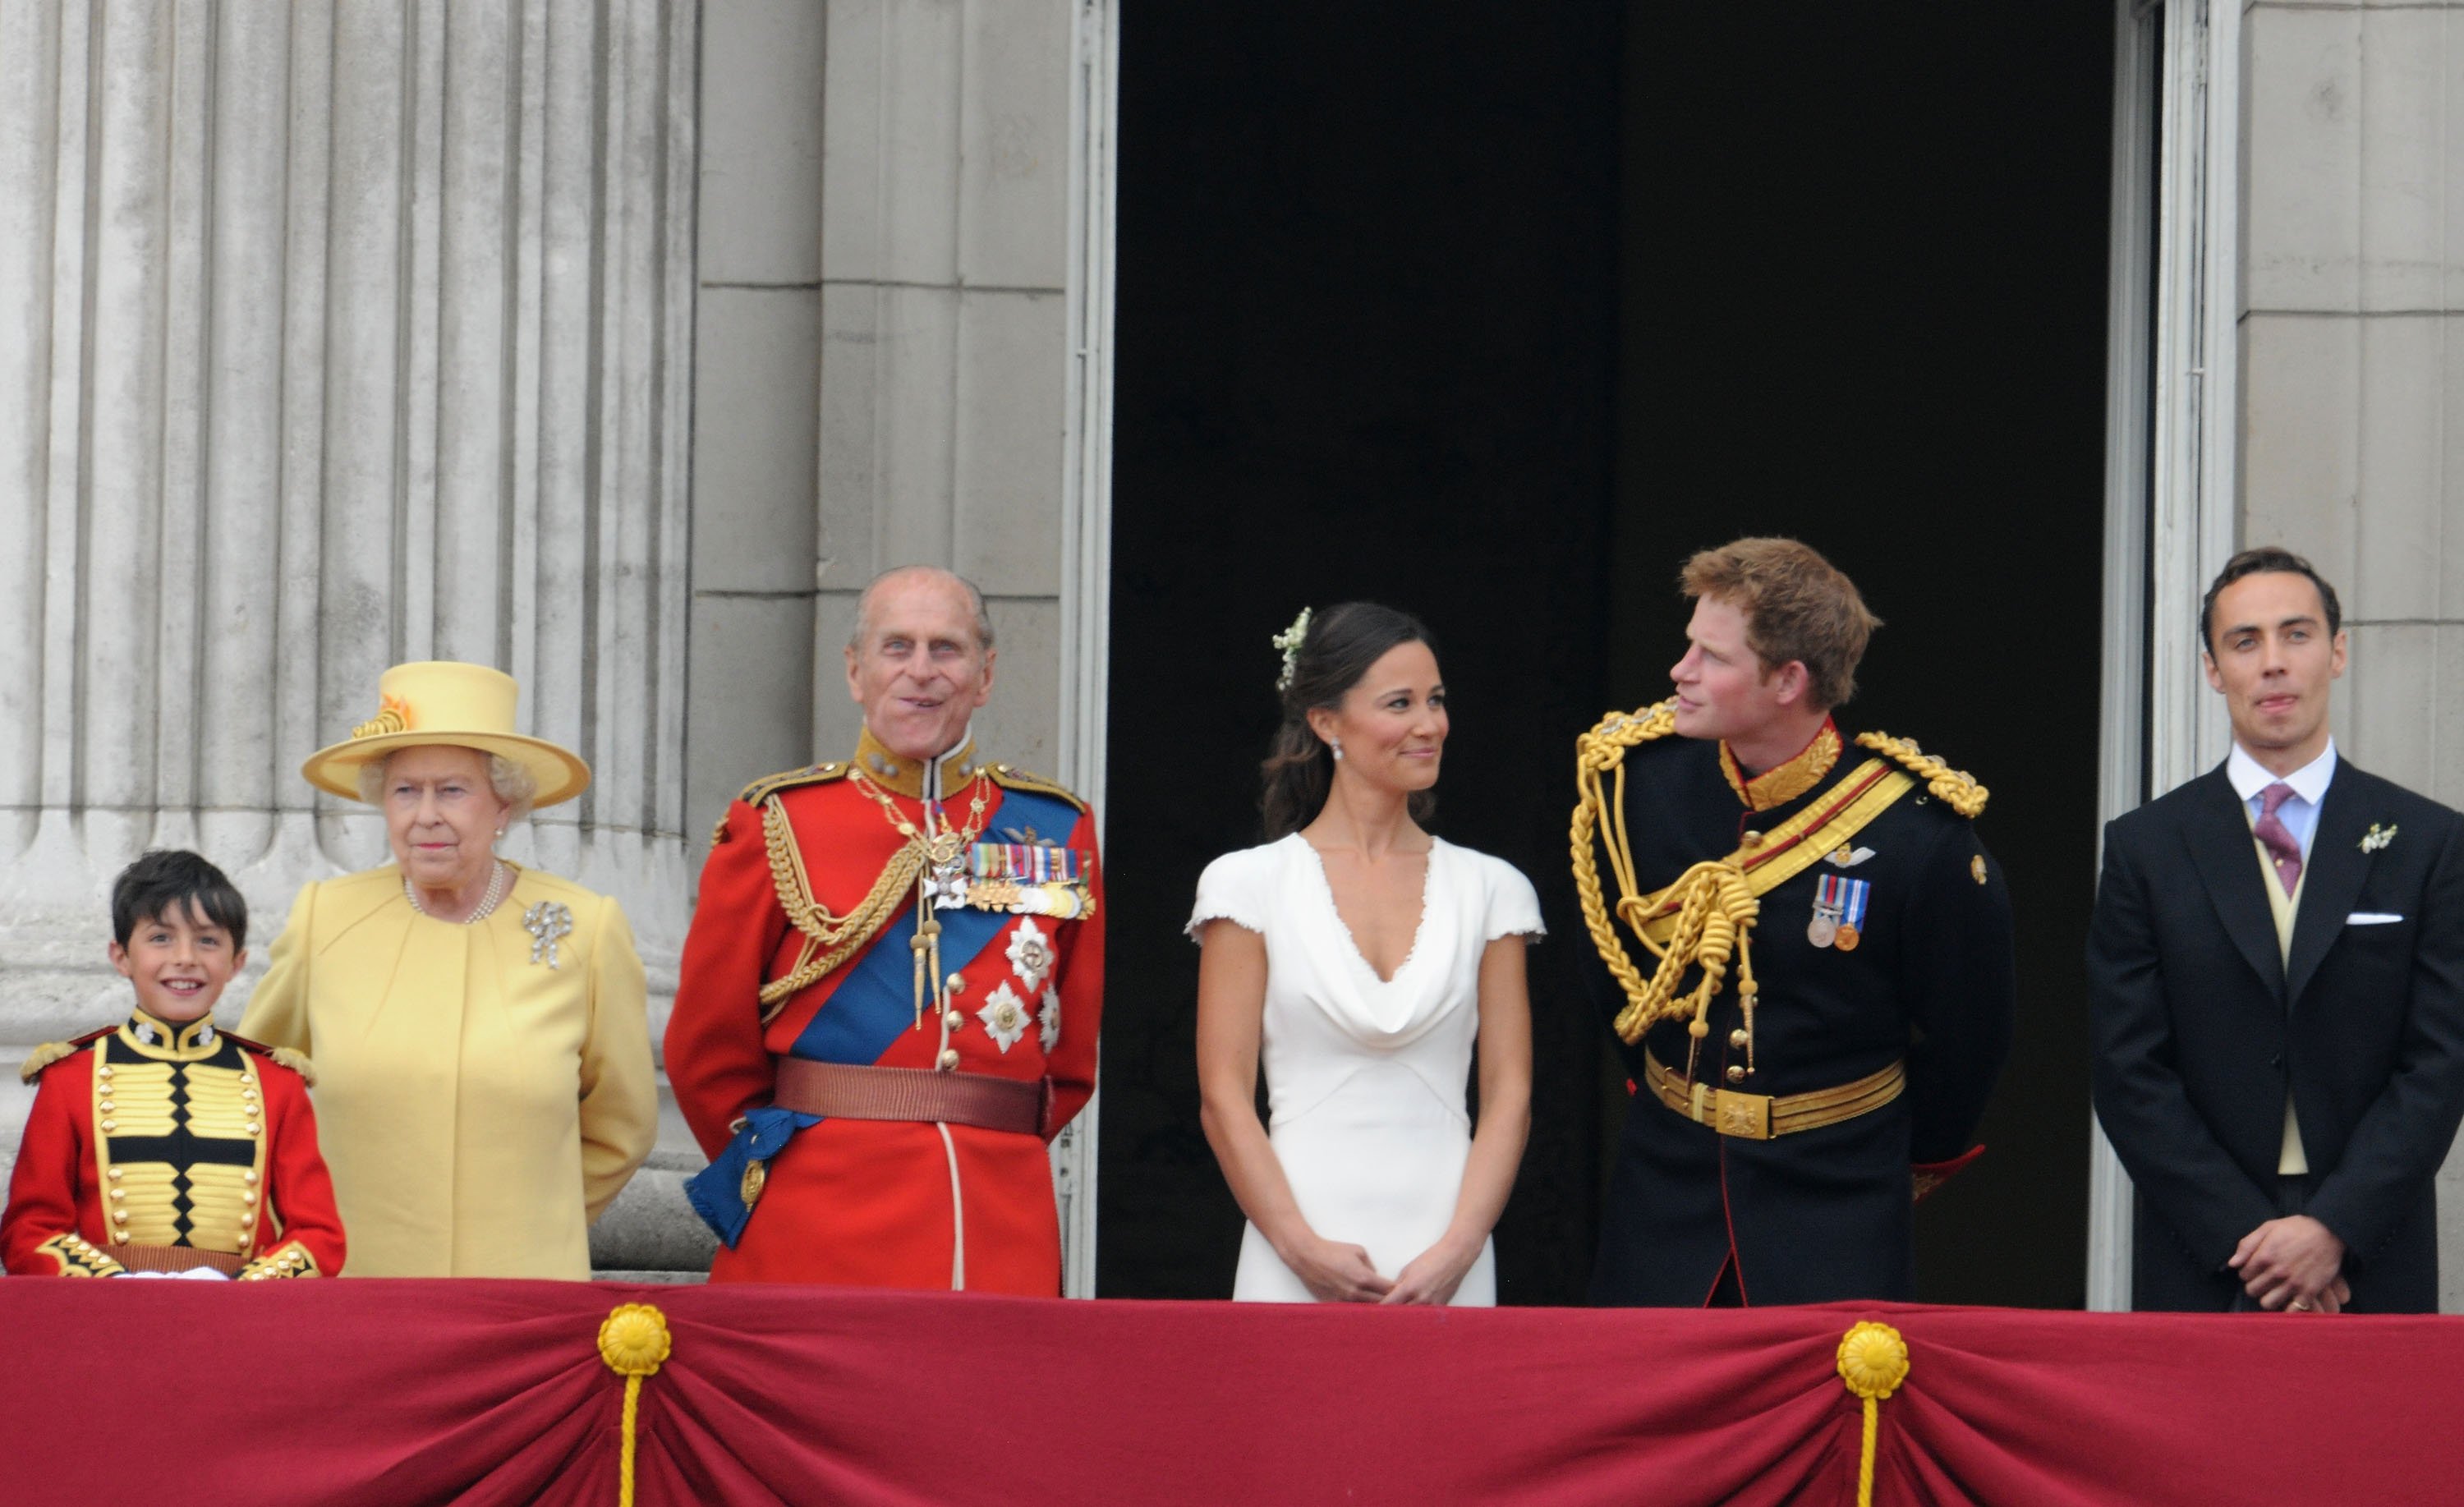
[
  {"left": 757, "top": 796, "right": 922, "bottom": 1018},
  {"left": 1853, "top": 731, "right": 1988, "bottom": 817},
  {"left": 1572, "top": 701, "right": 1761, "bottom": 1064}
]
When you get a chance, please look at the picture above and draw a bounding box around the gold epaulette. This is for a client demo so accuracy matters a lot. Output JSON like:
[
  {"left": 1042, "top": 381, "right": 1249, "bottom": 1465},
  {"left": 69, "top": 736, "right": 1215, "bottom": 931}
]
[
  {"left": 223, "top": 1031, "right": 317, "bottom": 1085},
  {"left": 724, "top": 762, "right": 853, "bottom": 845},
  {"left": 1853, "top": 731, "right": 1988, "bottom": 818},
  {"left": 18, "top": 1027, "right": 110, "bottom": 1084},
  {"left": 738, "top": 761, "right": 849, "bottom": 807},
  {"left": 19, "top": 1041, "right": 78, "bottom": 1084},
  {"left": 988, "top": 763, "right": 1087, "bottom": 813},
  {"left": 1579, "top": 699, "right": 1679, "bottom": 755}
]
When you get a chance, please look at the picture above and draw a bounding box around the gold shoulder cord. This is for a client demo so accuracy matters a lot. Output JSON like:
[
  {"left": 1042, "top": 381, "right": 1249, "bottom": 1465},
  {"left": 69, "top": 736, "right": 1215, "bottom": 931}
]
[
  {"left": 1570, "top": 701, "right": 1761, "bottom": 1078},
  {"left": 756, "top": 797, "right": 922, "bottom": 1020},
  {"left": 986, "top": 763, "right": 1089, "bottom": 813},
  {"left": 1851, "top": 732, "right": 1988, "bottom": 817}
]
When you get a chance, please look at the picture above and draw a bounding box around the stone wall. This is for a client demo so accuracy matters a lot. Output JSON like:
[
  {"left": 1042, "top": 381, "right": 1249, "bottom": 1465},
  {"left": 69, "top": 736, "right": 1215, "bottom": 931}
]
[
  {"left": 0, "top": 0, "right": 700, "bottom": 1264},
  {"left": 689, "top": 0, "right": 1113, "bottom": 1289},
  {"left": 2237, "top": 0, "right": 2464, "bottom": 1308},
  {"left": 0, "top": 0, "right": 1110, "bottom": 1285}
]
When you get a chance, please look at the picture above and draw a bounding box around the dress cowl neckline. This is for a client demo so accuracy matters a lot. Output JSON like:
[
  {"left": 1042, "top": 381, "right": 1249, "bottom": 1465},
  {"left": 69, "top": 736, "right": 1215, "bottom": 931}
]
[{"left": 1288, "top": 834, "right": 1456, "bottom": 1043}]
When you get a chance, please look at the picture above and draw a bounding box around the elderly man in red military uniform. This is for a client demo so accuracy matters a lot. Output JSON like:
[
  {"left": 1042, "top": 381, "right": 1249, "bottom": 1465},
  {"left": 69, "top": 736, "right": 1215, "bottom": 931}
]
[{"left": 668, "top": 566, "right": 1102, "bottom": 1293}]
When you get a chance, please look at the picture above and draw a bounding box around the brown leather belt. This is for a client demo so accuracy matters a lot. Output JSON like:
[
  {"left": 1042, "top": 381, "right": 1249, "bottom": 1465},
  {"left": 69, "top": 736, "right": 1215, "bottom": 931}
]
[
  {"left": 1643, "top": 1050, "right": 1905, "bottom": 1141},
  {"left": 113, "top": 1243, "right": 247, "bottom": 1276},
  {"left": 772, "top": 1057, "right": 1050, "bottom": 1137}
]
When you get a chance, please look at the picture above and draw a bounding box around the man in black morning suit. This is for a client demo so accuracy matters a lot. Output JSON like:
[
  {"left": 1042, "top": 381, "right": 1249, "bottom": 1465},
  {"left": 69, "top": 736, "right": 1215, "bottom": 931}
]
[{"left": 2090, "top": 547, "right": 2464, "bottom": 1313}]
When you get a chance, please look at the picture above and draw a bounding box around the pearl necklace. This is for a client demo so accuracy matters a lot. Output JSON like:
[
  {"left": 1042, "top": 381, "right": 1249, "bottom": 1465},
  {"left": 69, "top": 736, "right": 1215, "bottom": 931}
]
[{"left": 406, "top": 860, "right": 510, "bottom": 924}]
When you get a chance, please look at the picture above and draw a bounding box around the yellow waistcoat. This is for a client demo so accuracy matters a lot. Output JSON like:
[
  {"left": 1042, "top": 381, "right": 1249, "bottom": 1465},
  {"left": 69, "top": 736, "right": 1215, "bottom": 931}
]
[{"left": 240, "top": 864, "right": 657, "bottom": 1278}]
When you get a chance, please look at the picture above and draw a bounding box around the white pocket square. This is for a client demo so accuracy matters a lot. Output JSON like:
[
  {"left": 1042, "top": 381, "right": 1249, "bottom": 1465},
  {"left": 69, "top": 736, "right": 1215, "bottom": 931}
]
[{"left": 2347, "top": 912, "right": 2405, "bottom": 926}]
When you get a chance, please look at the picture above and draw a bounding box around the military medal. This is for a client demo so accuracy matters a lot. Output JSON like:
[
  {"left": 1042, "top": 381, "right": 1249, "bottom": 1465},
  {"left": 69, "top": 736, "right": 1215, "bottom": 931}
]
[
  {"left": 960, "top": 838, "right": 1092, "bottom": 918},
  {"left": 1833, "top": 875, "right": 1870, "bottom": 951},
  {"left": 1808, "top": 874, "right": 1845, "bottom": 948}
]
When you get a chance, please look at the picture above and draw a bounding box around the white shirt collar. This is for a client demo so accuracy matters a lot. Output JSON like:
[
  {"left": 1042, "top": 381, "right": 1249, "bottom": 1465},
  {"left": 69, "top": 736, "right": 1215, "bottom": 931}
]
[{"left": 2227, "top": 737, "right": 2337, "bottom": 807}]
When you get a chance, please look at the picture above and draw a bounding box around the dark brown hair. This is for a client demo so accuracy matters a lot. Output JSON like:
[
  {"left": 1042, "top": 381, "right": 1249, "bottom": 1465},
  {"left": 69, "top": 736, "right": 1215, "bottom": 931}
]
[
  {"left": 1680, "top": 537, "right": 1879, "bottom": 710},
  {"left": 1261, "top": 602, "right": 1438, "bottom": 838},
  {"left": 113, "top": 849, "right": 249, "bottom": 952},
  {"left": 2200, "top": 545, "right": 2342, "bottom": 655}
]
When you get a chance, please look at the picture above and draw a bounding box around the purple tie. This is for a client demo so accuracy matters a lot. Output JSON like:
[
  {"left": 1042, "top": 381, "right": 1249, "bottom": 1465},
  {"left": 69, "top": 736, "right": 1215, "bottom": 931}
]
[{"left": 2256, "top": 782, "right": 2302, "bottom": 897}]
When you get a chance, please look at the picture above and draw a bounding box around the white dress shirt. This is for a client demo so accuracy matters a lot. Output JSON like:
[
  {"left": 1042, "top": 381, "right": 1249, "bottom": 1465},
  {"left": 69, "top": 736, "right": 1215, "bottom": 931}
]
[{"left": 2227, "top": 738, "right": 2338, "bottom": 861}]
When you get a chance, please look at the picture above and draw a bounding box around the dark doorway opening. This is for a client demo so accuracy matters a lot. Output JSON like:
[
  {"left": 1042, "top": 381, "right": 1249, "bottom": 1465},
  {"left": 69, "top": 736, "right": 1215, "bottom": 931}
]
[{"left": 1103, "top": 4, "right": 2112, "bottom": 1307}]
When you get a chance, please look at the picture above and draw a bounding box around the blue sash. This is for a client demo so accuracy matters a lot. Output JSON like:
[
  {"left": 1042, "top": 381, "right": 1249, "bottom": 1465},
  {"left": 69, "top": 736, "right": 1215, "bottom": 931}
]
[{"left": 686, "top": 785, "right": 1080, "bottom": 1246}]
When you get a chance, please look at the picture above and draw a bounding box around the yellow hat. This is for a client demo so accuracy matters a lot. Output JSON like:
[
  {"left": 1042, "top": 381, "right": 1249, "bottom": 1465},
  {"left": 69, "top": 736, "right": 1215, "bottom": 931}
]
[{"left": 301, "top": 661, "right": 591, "bottom": 808}]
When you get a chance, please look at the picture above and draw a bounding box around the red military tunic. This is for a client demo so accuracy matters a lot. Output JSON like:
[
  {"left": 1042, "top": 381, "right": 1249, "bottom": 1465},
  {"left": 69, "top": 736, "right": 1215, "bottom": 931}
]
[
  {"left": 667, "top": 730, "right": 1102, "bottom": 1292},
  {"left": 2, "top": 1008, "right": 347, "bottom": 1279}
]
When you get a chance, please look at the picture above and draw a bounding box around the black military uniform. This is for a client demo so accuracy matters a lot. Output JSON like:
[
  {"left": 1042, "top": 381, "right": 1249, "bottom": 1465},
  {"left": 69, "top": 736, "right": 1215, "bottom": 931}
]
[{"left": 1575, "top": 703, "right": 2015, "bottom": 1305}]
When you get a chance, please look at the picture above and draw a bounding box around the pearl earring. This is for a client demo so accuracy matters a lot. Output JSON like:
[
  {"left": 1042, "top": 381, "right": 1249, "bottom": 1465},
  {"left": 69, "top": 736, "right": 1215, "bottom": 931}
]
[{"left": 1331, "top": 739, "right": 1345, "bottom": 761}]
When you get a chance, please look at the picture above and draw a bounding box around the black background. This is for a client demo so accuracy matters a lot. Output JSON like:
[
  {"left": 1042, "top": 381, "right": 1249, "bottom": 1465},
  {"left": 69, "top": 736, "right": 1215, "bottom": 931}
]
[{"left": 1101, "top": 4, "right": 2115, "bottom": 1306}]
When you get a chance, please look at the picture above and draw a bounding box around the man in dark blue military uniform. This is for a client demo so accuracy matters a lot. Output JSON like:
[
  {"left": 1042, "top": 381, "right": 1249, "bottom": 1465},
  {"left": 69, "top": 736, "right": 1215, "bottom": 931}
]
[{"left": 1574, "top": 538, "right": 2015, "bottom": 1305}]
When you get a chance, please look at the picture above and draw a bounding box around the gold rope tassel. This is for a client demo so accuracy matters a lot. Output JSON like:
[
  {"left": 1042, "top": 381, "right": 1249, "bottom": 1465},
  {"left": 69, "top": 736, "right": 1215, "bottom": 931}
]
[
  {"left": 1611, "top": 860, "right": 1759, "bottom": 1071},
  {"left": 1836, "top": 1321, "right": 1910, "bottom": 1507},
  {"left": 599, "top": 1303, "right": 673, "bottom": 1507},
  {"left": 1572, "top": 705, "right": 1764, "bottom": 1054}
]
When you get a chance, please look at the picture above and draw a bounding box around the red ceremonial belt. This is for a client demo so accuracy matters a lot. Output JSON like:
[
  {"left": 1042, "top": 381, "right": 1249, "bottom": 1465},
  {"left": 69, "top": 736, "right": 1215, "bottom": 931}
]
[
  {"left": 771, "top": 1057, "right": 1050, "bottom": 1137},
  {"left": 113, "top": 1243, "right": 247, "bottom": 1275}
]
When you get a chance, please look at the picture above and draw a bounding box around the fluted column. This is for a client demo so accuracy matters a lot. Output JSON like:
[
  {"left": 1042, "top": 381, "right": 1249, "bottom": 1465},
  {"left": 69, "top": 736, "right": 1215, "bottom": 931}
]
[{"left": 0, "top": 1, "right": 696, "bottom": 1160}]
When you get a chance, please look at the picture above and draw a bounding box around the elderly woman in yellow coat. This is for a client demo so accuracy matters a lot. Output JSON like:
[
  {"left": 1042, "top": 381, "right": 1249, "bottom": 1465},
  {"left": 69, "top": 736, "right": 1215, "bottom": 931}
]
[{"left": 241, "top": 661, "right": 657, "bottom": 1277}]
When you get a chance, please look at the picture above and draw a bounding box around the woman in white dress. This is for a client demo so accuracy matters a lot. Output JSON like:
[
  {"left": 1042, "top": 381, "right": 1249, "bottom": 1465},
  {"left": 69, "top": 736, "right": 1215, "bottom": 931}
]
[{"left": 1193, "top": 602, "right": 1538, "bottom": 1306}]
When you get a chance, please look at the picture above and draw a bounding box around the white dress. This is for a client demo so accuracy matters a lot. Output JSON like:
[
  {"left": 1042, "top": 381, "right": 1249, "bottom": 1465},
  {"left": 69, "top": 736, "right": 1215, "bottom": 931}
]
[{"left": 1188, "top": 834, "right": 1543, "bottom": 1305}]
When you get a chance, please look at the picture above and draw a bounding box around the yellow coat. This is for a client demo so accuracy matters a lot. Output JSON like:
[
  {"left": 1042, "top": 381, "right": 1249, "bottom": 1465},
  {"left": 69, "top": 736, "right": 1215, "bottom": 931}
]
[{"left": 240, "top": 864, "right": 657, "bottom": 1278}]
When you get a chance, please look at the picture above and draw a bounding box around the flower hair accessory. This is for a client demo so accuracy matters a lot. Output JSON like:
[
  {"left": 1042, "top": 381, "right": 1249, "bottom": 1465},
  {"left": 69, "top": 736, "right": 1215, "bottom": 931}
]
[{"left": 1271, "top": 607, "right": 1313, "bottom": 693}]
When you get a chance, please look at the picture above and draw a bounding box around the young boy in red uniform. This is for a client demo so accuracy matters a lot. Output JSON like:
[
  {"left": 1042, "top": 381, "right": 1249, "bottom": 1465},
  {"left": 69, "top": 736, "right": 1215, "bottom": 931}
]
[{"left": 2, "top": 850, "right": 346, "bottom": 1279}]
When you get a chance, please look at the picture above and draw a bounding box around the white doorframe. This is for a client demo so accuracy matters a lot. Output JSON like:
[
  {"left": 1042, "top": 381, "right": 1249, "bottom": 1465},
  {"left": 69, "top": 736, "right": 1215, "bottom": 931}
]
[
  {"left": 1051, "top": 0, "right": 1121, "bottom": 1299},
  {"left": 2088, "top": 0, "right": 2241, "bottom": 1311}
]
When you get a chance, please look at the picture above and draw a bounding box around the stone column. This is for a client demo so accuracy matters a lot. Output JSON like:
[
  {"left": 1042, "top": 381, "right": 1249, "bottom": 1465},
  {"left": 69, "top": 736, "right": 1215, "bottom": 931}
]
[
  {"left": 684, "top": 0, "right": 1115, "bottom": 1291},
  {"left": 0, "top": 0, "right": 697, "bottom": 1238},
  {"left": 817, "top": 0, "right": 1117, "bottom": 1293},
  {"left": 2238, "top": 0, "right": 2464, "bottom": 1309}
]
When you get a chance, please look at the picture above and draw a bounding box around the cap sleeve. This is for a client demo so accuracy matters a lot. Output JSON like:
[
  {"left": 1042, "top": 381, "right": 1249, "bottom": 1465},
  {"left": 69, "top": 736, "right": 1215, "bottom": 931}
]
[
  {"left": 1483, "top": 855, "right": 1546, "bottom": 943},
  {"left": 1187, "top": 846, "right": 1273, "bottom": 942}
]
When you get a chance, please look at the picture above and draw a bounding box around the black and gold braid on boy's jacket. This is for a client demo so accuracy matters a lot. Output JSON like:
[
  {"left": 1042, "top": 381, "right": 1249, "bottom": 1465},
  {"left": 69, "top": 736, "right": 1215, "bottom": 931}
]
[{"left": 1570, "top": 701, "right": 1988, "bottom": 1073}]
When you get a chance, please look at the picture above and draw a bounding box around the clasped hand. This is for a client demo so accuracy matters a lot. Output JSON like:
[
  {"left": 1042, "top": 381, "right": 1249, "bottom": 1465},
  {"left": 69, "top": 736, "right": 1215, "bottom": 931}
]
[
  {"left": 2228, "top": 1214, "right": 2349, "bottom": 1313},
  {"left": 1284, "top": 1230, "right": 1479, "bottom": 1306}
]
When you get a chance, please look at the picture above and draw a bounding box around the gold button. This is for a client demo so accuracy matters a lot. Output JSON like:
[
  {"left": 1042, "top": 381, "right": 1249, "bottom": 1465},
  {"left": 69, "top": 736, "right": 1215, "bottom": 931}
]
[
  {"left": 1729, "top": 1028, "right": 1749, "bottom": 1050},
  {"left": 99, "top": 1100, "right": 114, "bottom": 1112},
  {"left": 936, "top": 1049, "right": 960, "bottom": 1071},
  {"left": 108, "top": 1169, "right": 122, "bottom": 1181},
  {"left": 944, "top": 1010, "right": 964, "bottom": 1031},
  {"left": 945, "top": 975, "right": 968, "bottom": 996},
  {"left": 97, "top": 1066, "right": 112, "bottom": 1078},
  {"left": 109, "top": 1190, "right": 123, "bottom": 1201},
  {"left": 245, "top": 1123, "right": 260, "bottom": 1135},
  {"left": 1726, "top": 1064, "right": 1747, "bottom": 1084},
  {"left": 242, "top": 1194, "right": 255, "bottom": 1206},
  {"left": 99, "top": 1119, "right": 115, "bottom": 1132},
  {"left": 243, "top": 1172, "right": 258, "bottom": 1185},
  {"left": 112, "top": 1209, "right": 127, "bottom": 1223}
]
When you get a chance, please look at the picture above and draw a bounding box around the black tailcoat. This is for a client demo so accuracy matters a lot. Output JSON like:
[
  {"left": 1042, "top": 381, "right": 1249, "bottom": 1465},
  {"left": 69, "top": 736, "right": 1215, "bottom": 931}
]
[
  {"left": 2087, "top": 760, "right": 2464, "bottom": 1312},
  {"left": 1588, "top": 733, "right": 2015, "bottom": 1306}
]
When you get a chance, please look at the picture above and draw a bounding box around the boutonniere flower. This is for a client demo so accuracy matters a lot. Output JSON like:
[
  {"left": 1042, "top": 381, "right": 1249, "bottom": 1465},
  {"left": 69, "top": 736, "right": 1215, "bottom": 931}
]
[{"left": 2361, "top": 824, "right": 2398, "bottom": 855}]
